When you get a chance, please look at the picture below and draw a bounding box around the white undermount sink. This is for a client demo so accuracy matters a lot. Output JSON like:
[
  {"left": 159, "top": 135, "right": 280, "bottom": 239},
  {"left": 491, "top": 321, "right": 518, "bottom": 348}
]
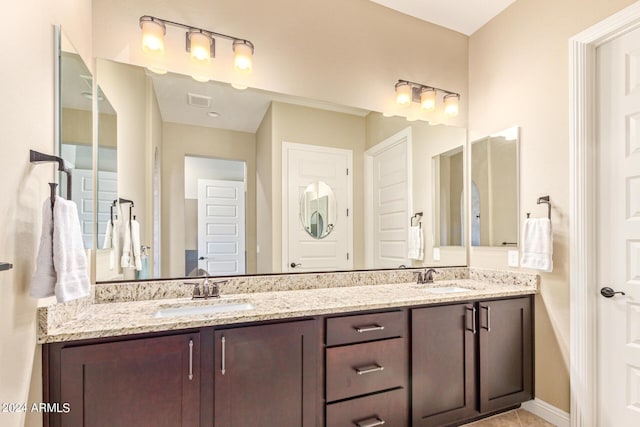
[
  {"left": 153, "top": 300, "right": 254, "bottom": 318},
  {"left": 423, "top": 286, "right": 472, "bottom": 294}
]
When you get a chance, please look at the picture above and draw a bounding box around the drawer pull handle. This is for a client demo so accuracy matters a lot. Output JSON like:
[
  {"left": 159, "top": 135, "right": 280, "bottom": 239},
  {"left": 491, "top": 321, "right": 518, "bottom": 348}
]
[
  {"left": 465, "top": 306, "right": 476, "bottom": 334},
  {"left": 481, "top": 305, "right": 491, "bottom": 332},
  {"left": 354, "top": 324, "right": 385, "bottom": 333},
  {"left": 354, "top": 416, "right": 386, "bottom": 427},
  {"left": 221, "top": 336, "right": 226, "bottom": 375},
  {"left": 354, "top": 364, "right": 385, "bottom": 375}
]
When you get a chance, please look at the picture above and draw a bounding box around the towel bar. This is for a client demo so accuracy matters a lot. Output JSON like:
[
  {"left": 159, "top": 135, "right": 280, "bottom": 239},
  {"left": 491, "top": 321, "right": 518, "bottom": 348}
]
[{"left": 526, "top": 195, "right": 551, "bottom": 220}]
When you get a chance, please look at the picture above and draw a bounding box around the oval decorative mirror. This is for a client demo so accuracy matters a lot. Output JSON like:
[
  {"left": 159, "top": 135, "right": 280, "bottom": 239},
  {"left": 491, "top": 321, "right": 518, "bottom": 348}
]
[{"left": 300, "top": 181, "right": 337, "bottom": 239}]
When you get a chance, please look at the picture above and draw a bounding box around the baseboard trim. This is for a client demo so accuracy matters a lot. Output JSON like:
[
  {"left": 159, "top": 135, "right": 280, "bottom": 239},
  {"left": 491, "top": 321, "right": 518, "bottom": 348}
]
[{"left": 522, "top": 399, "right": 570, "bottom": 427}]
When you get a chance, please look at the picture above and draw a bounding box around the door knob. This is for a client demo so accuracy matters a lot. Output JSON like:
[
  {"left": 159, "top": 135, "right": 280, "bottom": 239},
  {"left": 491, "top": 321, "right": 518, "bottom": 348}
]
[
  {"left": 290, "top": 262, "right": 301, "bottom": 268},
  {"left": 600, "top": 287, "right": 626, "bottom": 298}
]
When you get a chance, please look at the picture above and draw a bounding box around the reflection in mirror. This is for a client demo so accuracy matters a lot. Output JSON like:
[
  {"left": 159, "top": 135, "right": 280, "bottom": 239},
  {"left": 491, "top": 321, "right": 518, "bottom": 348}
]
[
  {"left": 94, "top": 58, "right": 468, "bottom": 283},
  {"left": 470, "top": 126, "right": 519, "bottom": 247},
  {"left": 59, "top": 30, "right": 93, "bottom": 249},
  {"left": 432, "top": 146, "right": 464, "bottom": 247},
  {"left": 300, "top": 181, "right": 336, "bottom": 239}
]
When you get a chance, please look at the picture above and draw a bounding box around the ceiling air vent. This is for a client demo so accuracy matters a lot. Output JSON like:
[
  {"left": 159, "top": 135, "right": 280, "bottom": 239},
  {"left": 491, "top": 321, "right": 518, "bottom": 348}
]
[{"left": 187, "top": 93, "right": 212, "bottom": 108}]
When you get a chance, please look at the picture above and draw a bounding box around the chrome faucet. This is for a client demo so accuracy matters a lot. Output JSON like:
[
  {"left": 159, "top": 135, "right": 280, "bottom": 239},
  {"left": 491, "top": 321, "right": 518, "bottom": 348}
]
[
  {"left": 186, "top": 277, "right": 227, "bottom": 299},
  {"left": 416, "top": 268, "right": 437, "bottom": 284}
]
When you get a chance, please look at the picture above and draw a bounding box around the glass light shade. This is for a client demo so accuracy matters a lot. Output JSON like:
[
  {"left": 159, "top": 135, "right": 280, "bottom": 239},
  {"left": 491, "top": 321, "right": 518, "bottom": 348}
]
[
  {"left": 444, "top": 94, "right": 460, "bottom": 117},
  {"left": 189, "top": 31, "right": 213, "bottom": 63},
  {"left": 141, "top": 20, "right": 166, "bottom": 55},
  {"left": 396, "top": 82, "right": 412, "bottom": 106},
  {"left": 233, "top": 41, "right": 253, "bottom": 72},
  {"left": 420, "top": 88, "right": 436, "bottom": 111}
]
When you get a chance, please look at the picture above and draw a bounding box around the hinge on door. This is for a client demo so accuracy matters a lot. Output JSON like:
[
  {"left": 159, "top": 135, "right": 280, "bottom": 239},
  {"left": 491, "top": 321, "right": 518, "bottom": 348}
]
[
  {"left": 346, "top": 168, "right": 349, "bottom": 176},
  {"left": 347, "top": 253, "right": 350, "bottom": 260},
  {"left": 347, "top": 208, "right": 349, "bottom": 216}
]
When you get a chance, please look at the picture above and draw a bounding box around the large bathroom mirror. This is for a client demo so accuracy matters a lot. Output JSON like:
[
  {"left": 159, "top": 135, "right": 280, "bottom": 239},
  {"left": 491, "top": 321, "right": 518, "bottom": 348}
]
[
  {"left": 93, "top": 58, "right": 467, "bottom": 282},
  {"left": 432, "top": 145, "right": 464, "bottom": 247},
  {"left": 470, "top": 126, "right": 519, "bottom": 247}
]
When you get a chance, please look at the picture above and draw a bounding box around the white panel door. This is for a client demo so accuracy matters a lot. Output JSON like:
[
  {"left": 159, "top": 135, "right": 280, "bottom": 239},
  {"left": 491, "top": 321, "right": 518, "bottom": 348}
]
[
  {"left": 366, "top": 128, "right": 411, "bottom": 269},
  {"left": 197, "top": 179, "right": 246, "bottom": 276},
  {"left": 597, "top": 26, "right": 640, "bottom": 427},
  {"left": 283, "top": 142, "right": 352, "bottom": 272},
  {"left": 71, "top": 169, "right": 117, "bottom": 249}
]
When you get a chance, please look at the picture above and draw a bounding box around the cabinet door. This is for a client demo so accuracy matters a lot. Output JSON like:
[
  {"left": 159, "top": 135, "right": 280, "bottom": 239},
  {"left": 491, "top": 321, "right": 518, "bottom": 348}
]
[
  {"left": 59, "top": 333, "right": 200, "bottom": 427},
  {"left": 479, "top": 297, "right": 533, "bottom": 413},
  {"left": 214, "top": 320, "right": 318, "bottom": 427},
  {"left": 412, "top": 303, "right": 477, "bottom": 427}
]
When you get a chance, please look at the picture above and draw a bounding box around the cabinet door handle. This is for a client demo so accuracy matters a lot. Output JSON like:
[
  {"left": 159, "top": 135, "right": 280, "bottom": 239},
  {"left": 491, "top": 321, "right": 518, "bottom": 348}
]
[
  {"left": 354, "top": 364, "right": 385, "bottom": 375},
  {"left": 188, "top": 339, "right": 194, "bottom": 381},
  {"left": 481, "top": 305, "right": 491, "bottom": 332},
  {"left": 354, "top": 324, "right": 385, "bottom": 333},
  {"left": 354, "top": 416, "right": 386, "bottom": 427},
  {"left": 221, "top": 336, "right": 226, "bottom": 375},
  {"left": 465, "top": 306, "right": 476, "bottom": 334}
]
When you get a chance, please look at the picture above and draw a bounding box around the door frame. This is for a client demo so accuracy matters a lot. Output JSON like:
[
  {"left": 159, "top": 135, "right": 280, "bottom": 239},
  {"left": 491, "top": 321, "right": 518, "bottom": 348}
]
[
  {"left": 364, "top": 127, "right": 413, "bottom": 268},
  {"left": 570, "top": 3, "right": 640, "bottom": 426},
  {"left": 281, "top": 141, "right": 354, "bottom": 272}
]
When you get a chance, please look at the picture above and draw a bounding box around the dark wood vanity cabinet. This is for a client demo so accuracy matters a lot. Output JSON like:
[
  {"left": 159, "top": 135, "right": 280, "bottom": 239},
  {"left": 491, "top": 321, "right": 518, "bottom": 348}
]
[
  {"left": 478, "top": 297, "right": 533, "bottom": 413},
  {"left": 412, "top": 303, "right": 477, "bottom": 427},
  {"left": 325, "top": 310, "right": 408, "bottom": 427},
  {"left": 411, "top": 296, "right": 533, "bottom": 427},
  {"left": 47, "top": 332, "right": 202, "bottom": 427},
  {"left": 213, "top": 320, "right": 318, "bottom": 427}
]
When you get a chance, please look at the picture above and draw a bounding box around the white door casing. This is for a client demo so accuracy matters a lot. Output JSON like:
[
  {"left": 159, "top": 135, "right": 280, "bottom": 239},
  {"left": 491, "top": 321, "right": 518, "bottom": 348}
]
[
  {"left": 596, "top": 26, "right": 640, "bottom": 427},
  {"left": 364, "top": 127, "right": 412, "bottom": 269},
  {"left": 570, "top": 3, "right": 640, "bottom": 426},
  {"left": 282, "top": 142, "right": 353, "bottom": 272},
  {"left": 197, "top": 179, "right": 246, "bottom": 276}
]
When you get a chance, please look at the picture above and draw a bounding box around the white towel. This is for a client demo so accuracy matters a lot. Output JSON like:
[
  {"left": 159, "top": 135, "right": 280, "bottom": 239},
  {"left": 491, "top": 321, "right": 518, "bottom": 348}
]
[
  {"left": 102, "top": 219, "right": 119, "bottom": 270},
  {"left": 29, "top": 197, "right": 91, "bottom": 302},
  {"left": 120, "top": 219, "right": 142, "bottom": 271},
  {"left": 408, "top": 226, "right": 424, "bottom": 260},
  {"left": 29, "top": 200, "right": 56, "bottom": 298},
  {"left": 520, "top": 218, "right": 553, "bottom": 272}
]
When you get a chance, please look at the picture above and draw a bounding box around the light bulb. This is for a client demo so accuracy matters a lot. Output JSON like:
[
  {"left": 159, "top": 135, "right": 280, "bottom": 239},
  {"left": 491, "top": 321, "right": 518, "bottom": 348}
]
[
  {"left": 420, "top": 87, "right": 436, "bottom": 111},
  {"left": 395, "top": 82, "right": 412, "bottom": 106},
  {"left": 443, "top": 94, "right": 460, "bottom": 117},
  {"left": 233, "top": 40, "right": 254, "bottom": 73},
  {"left": 140, "top": 18, "right": 166, "bottom": 55},
  {"left": 189, "top": 30, "right": 213, "bottom": 63}
]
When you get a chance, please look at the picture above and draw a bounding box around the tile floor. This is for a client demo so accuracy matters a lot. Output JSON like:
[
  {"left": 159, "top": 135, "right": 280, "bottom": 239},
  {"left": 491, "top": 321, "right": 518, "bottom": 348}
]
[{"left": 461, "top": 409, "right": 555, "bottom": 426}]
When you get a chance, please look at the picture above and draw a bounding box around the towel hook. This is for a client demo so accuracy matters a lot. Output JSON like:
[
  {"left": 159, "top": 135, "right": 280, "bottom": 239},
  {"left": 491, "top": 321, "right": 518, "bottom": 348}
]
[
  {"left": 411, "top": 212, "right": 423, "bottom": 228},
  {"left": 526, "top": 195, "right": 551, "bottom": 220},
  {"left": 29, "top": 150, "right": 72, "bottom": 201}
]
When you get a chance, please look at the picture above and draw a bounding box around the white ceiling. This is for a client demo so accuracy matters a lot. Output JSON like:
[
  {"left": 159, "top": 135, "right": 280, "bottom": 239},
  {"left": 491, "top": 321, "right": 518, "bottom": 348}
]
[{"left": 368, "top": 0, "right": 517, "bottom": 35}]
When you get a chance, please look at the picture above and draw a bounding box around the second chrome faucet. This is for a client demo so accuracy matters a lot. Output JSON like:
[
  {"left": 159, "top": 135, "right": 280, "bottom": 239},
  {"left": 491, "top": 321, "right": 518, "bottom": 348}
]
[
  {"left": 187, "top": 278, "right": 227, "bottom": 299},
  {"left": 416, "top": 268, "right": 437, "bottom": 285}
]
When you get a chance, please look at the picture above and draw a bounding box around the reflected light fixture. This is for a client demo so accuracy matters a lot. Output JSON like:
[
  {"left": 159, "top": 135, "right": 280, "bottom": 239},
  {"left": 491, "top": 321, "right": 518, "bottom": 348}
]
[
  {"left": 395, "top": 79, "right": 460, "bottom": 117},
  {"left": 139, "top": 15, "right": 254, "bottom": 73}
]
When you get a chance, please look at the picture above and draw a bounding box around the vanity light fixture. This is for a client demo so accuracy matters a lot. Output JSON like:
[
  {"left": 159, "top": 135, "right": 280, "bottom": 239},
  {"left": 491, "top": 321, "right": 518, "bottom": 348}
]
[
  {"left": 395, "top": 79, "right": 460, "bottom": 117},
  {"left": 139, "top": 15, "right": 255, "bottom": 72}
]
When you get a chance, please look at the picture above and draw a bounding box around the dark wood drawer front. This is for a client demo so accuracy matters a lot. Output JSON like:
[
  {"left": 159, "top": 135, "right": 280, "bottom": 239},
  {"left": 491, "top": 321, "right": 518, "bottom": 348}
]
[
  {"left": 326, "top": 388, "right": 407, "bottom": 427},
  {"left": 326, "top": 338, "right": 406, "bottom": 402},
  {"left": 326, "top": 311, "right": 405, "bottom": 346}
]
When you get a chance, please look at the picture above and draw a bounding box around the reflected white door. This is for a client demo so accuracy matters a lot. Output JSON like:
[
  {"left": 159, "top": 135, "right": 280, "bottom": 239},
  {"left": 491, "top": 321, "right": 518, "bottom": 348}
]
[
  {"left": 365, "top": 128, "right": 411, "bottom": 268},
  {"left": 197, "top": 179, "right": 246, "bottom": 276},
  {"left": 72, "top": 169, "right": 117, "bottom": 249},
  {"left": 283, "top": 142, "right": 352, "bottom": 272},
  {"left": 597, "top": 26, "right": 640, "bottom": 427}
]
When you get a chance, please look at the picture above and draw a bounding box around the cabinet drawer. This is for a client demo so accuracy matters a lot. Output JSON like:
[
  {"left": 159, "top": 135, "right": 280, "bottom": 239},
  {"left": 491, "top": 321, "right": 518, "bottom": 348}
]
[
  {"left": 326, "top": 388, "right": 407, "bottom": 427},
  {"left": 326, "top": 310, "right": 405, "bottom": 346},
  {"left": 326, "top": 338, "right": 406, "bottom": 402}
]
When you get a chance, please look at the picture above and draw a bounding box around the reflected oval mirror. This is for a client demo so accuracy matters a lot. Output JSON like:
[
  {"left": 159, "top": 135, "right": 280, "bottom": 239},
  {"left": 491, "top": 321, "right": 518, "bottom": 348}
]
[{"left": 300, "top": 181, "right": 336, "bottom": 239}]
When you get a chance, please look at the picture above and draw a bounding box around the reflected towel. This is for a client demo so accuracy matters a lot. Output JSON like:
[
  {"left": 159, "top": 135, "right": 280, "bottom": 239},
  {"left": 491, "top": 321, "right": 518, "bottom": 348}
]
[
  {"left": 29, "top": 199, "right": 56, "bottom": 298},
  {"left": 520, "top": 218, "right": 553, "bottom": 272},
  {"left": 121, "top": 219, "right": 142, "bottom": 271},
  {"left": 408, "top": 226, "right": 424, "bottom": 260}
]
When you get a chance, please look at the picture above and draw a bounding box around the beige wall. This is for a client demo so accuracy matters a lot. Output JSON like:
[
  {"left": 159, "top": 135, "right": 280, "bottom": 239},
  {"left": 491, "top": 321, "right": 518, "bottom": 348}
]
[
  {"left": 468, "top": 0, "right": 638, "bottom": 413},
  {"left": 365, "top": 112, "right": 467, "bottom": 266},
  {"left": 0, "top": 1, "right": 92, "bottom": 426},
  {"left": 92, "top": 0, "right": 468, "bottom": 127},
  {"left": 62, "top": 108, "right": 116, "bottom": 148},
  {"left": 161, "top": 122, "right": 257, "bottom": 277}
]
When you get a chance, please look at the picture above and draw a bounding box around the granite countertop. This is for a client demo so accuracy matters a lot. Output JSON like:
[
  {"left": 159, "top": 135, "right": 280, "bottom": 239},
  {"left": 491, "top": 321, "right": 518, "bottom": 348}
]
[{"left": 38, "top": 276, "right": 537, "bottom": 344}]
